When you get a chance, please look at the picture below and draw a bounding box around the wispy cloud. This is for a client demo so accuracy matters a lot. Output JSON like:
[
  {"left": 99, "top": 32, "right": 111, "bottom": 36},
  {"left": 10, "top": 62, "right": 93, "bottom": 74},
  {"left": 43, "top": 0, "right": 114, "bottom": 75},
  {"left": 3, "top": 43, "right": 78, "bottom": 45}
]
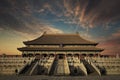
[
  {"left": 0, "top": 0, "right": 120, "bottom": 55},
  {"left": 97, "top": 30, "right": 120, "bottom": 55},
  {"left": 59, "top": 0, "right": 120, "bottom": 30}
]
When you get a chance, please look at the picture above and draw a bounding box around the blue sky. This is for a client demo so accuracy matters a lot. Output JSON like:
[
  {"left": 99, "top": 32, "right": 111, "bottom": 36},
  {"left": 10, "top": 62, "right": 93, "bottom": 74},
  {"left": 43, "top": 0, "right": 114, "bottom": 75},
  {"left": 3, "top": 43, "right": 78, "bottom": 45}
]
[{"left": 0, "top": 0, "right": 120, "bottom": 55}]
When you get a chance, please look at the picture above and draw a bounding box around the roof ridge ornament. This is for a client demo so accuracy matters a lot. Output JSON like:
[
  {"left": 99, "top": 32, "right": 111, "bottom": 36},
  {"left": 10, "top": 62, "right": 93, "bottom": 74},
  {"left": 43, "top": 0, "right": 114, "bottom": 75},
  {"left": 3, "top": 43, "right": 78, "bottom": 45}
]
[{"left": 40, "top": 31, "right": 47, "bottom": 37}]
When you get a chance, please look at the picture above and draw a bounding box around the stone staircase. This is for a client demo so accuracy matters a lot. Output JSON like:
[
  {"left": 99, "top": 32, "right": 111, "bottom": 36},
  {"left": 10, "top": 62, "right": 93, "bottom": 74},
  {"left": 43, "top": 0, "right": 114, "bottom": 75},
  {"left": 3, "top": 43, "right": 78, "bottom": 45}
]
[
  {"left": 54, "top": 59, "right": 70, "bottom": 76},
  {"left": 82, "top": 59, "right": 100, "bottom": 76},
  {"left": 78, "top": 62, "right": 88, "bottom": 76},
  {"left": 49, "top": 59, "right": 58, "bottom": 75},
  {"left": 19, "top": 59, "right": 38, "bottom": 75}
]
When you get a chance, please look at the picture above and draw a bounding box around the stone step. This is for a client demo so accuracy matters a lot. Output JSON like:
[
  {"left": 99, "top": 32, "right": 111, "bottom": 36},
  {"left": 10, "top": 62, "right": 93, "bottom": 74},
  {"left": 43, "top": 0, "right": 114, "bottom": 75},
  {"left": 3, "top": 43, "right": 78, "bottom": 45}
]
[{"left": 54, "top": 59, "right": 70, "bottom": 75}]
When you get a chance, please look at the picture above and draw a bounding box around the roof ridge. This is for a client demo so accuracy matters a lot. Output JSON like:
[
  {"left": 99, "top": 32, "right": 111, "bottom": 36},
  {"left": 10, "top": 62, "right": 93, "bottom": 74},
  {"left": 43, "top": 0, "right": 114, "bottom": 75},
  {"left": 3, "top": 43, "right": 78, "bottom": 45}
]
[{"left": 44, "top": 33, "right": 79, "bottom": 36}]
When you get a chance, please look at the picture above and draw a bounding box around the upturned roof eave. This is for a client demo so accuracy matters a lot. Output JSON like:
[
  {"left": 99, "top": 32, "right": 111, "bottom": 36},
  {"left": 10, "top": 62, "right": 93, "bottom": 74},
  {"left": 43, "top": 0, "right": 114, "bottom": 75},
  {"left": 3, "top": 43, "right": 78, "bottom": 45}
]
[
  {"left": 17, "top": 47, "right": 103, "bottom": 52},
  {"left": 23, "top": 42, "right": 98, "bottom": 45}
]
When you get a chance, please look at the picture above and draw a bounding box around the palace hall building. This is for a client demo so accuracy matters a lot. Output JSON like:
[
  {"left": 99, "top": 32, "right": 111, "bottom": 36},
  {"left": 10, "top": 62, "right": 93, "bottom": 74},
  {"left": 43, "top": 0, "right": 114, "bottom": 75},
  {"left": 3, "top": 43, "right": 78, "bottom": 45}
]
[
  {"left": 18, "top": 33, "right": 103, "bottom": 58},
  {"left": 1, "top": 33, "right": 120, "bottom": 76}
]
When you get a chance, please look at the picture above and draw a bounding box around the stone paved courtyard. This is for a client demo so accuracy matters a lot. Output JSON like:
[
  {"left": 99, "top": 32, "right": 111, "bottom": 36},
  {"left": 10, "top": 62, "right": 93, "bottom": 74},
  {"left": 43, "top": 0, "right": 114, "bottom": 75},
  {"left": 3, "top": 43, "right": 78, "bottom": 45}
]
[{"left": 0, "top": 75, "right": 120, "bottom": 80}]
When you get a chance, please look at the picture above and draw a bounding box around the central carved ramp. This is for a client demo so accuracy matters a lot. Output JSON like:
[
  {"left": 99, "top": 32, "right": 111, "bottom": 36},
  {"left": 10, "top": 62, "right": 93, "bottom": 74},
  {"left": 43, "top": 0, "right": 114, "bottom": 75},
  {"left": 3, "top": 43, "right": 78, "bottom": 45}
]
[{"left": 54, "top": 59, "right": 70, "bottom": 76}]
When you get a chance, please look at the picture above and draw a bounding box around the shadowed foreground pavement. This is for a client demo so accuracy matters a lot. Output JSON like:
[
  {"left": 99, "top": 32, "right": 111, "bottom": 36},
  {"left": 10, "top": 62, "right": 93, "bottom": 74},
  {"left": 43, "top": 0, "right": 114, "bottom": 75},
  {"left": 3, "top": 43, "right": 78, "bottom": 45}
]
[{"left": 0, "top": 75, "right": 120, "bottom": 80}]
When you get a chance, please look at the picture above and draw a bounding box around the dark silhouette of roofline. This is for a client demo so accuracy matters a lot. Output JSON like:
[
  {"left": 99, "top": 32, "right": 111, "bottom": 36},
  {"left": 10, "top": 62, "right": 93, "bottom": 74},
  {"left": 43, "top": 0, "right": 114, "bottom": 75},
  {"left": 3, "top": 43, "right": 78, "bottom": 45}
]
[
  {"left": 17, "top": 47, "right": 103, "bottom": 51},
  {"left": 23, "top": 33, "right": 98, "bottom": 45}
]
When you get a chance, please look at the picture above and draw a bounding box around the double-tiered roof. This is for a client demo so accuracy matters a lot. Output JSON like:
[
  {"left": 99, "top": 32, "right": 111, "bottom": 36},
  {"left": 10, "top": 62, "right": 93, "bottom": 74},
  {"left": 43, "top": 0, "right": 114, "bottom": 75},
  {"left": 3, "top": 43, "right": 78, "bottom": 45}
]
[{"left": 18, "top": 33, "right": 103, "bottom": 52}]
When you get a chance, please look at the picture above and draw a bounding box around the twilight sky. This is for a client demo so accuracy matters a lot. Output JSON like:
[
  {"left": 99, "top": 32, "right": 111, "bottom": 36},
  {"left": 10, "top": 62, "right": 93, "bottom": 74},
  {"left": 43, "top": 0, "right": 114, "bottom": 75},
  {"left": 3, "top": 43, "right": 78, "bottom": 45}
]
[{"left": 0, "top": 0, "right": 120, "bottom": 55}]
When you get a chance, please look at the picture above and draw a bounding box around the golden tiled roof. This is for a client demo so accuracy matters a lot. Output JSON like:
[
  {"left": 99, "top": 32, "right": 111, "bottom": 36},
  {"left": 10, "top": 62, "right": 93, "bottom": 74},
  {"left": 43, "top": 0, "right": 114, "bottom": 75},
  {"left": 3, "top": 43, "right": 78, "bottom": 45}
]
[{"left": 23, "top": 34, "right": 97, "bottom": 45}]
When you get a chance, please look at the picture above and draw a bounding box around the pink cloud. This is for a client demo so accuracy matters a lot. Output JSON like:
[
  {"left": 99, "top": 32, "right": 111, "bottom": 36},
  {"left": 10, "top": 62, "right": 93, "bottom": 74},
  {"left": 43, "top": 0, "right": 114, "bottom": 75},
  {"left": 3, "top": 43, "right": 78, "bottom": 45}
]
[
  {"left": 112, "top": 30, "right": 120, "bottom": 38},
  {"left": 97, "top": 30, "right": 120, "bottom": 55}
]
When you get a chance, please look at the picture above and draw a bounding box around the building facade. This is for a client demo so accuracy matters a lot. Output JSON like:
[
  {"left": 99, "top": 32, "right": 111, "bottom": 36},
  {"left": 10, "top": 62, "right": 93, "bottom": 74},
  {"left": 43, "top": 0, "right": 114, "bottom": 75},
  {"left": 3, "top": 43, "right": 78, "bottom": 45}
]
[{"left": 18, "top": 33, "right": 103, "bottom": 58}]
